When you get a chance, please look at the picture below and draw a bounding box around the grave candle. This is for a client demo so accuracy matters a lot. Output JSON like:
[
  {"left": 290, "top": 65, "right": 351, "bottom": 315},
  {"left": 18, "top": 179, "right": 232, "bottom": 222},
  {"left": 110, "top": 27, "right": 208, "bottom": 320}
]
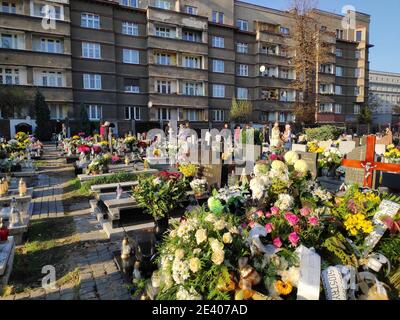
[
  {"left": 0, "top": 217, "right": 9, "bottom": 241},
  {"left": 19, "top": 178, "right": 27, "bottom": 197},
  {"left": 9, "top": 198, "right": 21, "bottom": 228}
]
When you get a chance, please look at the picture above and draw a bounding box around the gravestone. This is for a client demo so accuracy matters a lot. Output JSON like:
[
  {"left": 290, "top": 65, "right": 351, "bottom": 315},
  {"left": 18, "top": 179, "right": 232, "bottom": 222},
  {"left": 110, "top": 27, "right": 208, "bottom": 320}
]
[
  {"left": 344, "top": 145, "right": 377, "bottom": 187},
  {"left": 318, "top": 140, "right": 333, "bottom": 150},
  {"left": 346, "top": 135, "right": 353, "bottom": 141},
  {"left": 339, "top": 141, "right": 356, "bottom": 156},
  {"left": 377, "top": 133, "right": 393, "bottom": 146},
  {"left": 199, "top": 149, "right": 222, "bottom": 189},
  {"left": 0, "top": 236, "right": 15, "bottom": 287},
  {"left": 292, "top": 144, "right": 307, "bottom": 153},
  {"left": 353, "top": 137, "right": 360, "bottom": 147},
  {"left": 297, "top": 152, "right": 318, "bottom": 179},
  {"left": 375, "top": 144, "right": 386, "bottom": 156}
]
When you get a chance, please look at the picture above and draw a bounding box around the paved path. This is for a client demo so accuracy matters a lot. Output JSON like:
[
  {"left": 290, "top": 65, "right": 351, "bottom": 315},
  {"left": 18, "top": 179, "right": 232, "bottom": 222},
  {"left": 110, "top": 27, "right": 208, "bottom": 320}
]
[{"left": 2, "top": 144, "right": 131, "bottom": 300}]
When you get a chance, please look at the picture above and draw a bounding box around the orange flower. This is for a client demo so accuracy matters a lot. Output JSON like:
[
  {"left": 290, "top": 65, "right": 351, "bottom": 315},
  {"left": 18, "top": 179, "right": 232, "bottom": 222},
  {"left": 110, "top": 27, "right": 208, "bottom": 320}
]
[{"left": 274, "top": 280, "right": 293, "bottom": 296}]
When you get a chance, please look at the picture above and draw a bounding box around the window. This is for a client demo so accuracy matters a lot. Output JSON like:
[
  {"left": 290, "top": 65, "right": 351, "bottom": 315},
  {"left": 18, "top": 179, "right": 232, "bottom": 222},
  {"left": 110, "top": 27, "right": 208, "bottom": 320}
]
[
  {"left": 158, "top": 108, "right": 171, "bottom": 120},
  {"left": 212, "top": 85, "right": 225, "bottom": 98},
  {"left": 186, "top": 109, "right": 199, "bottom": 121},
  {"left": 155, "top": 26, "right": 172, "bottom": 38},
  {"left": 156, "top": 80, "right": 171, "bottom": 94},
  {"left": 122, "top": 22, "right": 139, "bottom": 36},
  {"left": 0, "top": 33, "right": 17, "bottom": 49},
  {"left": 1, "top": 1, "right": 16, "bottom": 13},
  {"left": 334, "top": 104, "right": 342, "bottom": 114},
  {"left": 238, "top": 64, "right": 249, "bottom": 77},
  {"left": 83, "top": 74, "right": 101, "bottom": 90},
  {"left": 280, "top": 27, "right": 290, "bottom": 35},
  {"left": 336, "top": 66, "right": 343, "bottom": 77},
  {"left": 182, "top": 29, "right": 202, "bottom": 42},
  {"left": 124, "top": 78, "right": 140, "bottom": 93},
  {"left": 319, "top": 103, "right": 333, "bottom": 113},
  {"left": 185, "top": 5, "right": 197, "bottom": 15},
  {"left": 320, "top": 64, "right": 333, "bottom": 74},
  {"left": 212, "top": 59, "right": 224, "bottom": 73},
  {"left": 0, "top": 67, "right": 20, "bottom": 85},
  {"left": 155, "top": 52, "right": 171, "bottom": 65},
  {"left": 212, "top": 11, "right": 224, "bottom": 24},
  {"left": 183, "top": 56, "right": 201, "bottom": 69},
  {"left": 212, "top": 36, "right": 224, "bottom": 48},
  {"left": 355, "top": 68, "right": 361, "bottom": 77},
  {"left": 336, "top": 29, "right": 344, "bottom": 39},
  {"left": 183, "top": 82, "right": 203, "bottom": 96},
  {"left": 211, "top": 109, "right": 224, "bottom": 122},
  {"left": 320, "top": 83, "right": 334, "bottom": 94},
  {"left": 38, "top": 38, "right": 62, "bottom": 53},
  {"left": 87, "top": 105, "right": 102, "bottom": 120},
  {"left": 237, "top": 42, "right": 248, "bottom": 54},
  {"left": 33, "top": 2, "right": 63, "bottom": 20},
  {"left": 49, "top": 104, "right": 66, "bottom": 120},
  {"left": 355, "top": 87, "right": 361, "bottom": 96},
  {"left": 336, "top": 48, "right": 343, "bottom": 57},
  {"left": 82, "top": 42, "right": 101, "bottom": 59},
  {"left": 237, "top": 87, "right": 248, "bottom": 100},
  {"left": 237, "top": 19, "right": 248, "bottom": 31},
  {"left": 355, "top": 50, "right": 361, "bottom": 59},
  {"left": 81, "top": 13, "right": 100, "bottom": 29},
  {"left": 123, "top": 49, "right": 139, "bottom": 64},
  {"left": 335, "top": 85, "right": 343, "bottom": 95},
  {"left": 354, "top": 105, "right": 360, "bottom": 114},
  {"left": 120, "top": 0, "right": 137, "bottom": 7},
  {"left": 40, "top": 71, "right": 63, "bottom": 87},
  {"left": 125, "top": 106, "right": 141, "bottom": 120},
  {"left": 356, "top": 30, "right": 363, "bottom": 42},
  {"left": 155, "top": 0, "right": 170, "bottom": 10}
]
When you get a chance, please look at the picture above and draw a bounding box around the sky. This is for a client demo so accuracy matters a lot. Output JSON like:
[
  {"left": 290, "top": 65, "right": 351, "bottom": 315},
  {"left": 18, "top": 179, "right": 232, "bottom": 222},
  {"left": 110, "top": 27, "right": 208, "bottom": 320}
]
[{"left": 245, "top": 0, "right": 400, "bottom": 73}]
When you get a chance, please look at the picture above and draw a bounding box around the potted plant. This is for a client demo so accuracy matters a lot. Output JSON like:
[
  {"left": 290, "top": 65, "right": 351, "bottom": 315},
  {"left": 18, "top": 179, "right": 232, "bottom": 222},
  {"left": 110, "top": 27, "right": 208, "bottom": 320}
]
[
  {"left": 134, "top": 171, "right": 188, "bottom": 241},
  {"left": 318, "top": 148, "right": 343, "bottom": 177},
  {"left": 190, "top": 178, "right": 208, "bottom": 197}
]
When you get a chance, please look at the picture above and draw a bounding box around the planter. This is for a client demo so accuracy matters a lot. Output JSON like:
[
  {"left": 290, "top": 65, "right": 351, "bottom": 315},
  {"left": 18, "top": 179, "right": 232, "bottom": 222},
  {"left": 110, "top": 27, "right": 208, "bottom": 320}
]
[{"left": 154, "top": 216, "right": 169, "bottom": 241}]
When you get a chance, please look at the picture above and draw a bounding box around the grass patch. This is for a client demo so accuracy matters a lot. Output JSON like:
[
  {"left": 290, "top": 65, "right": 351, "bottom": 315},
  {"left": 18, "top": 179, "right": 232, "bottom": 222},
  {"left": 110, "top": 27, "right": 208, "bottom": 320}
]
[{"left": 7, "top": 216, "right": 78, "bottom": 294}]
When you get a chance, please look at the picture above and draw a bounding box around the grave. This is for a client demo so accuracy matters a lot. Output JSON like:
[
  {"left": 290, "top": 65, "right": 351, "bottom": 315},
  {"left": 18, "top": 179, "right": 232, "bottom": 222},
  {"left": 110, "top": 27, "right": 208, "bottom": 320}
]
[
  {"left": 338, "top": 141, "right": 356, "bottom": 156},
  {"left": 91, "top": 181, "right": 138, "bottom": 195},
  {"left": 0, "top": 236, "right": 15, "bottom": 288},
  {"left": 77, "top": 168, "right": 158, "bottom": 183},
  {"left": 344, "top": 145, "right": 376, "bottom": 187},
  {"left": 318, "top": 140, "right": 333, "bottom": 150},
  {"left": 65, "top": 155, "right": 80, "bottom": 164}
]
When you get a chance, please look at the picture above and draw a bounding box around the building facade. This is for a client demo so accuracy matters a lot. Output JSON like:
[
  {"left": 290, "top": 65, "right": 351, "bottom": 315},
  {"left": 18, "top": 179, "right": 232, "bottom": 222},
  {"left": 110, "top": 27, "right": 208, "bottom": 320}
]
[
  {"left": 369, "top": 70, "right": 400, "bottom": 130},
  {"left": 0, "top": 0, "right": 371, "bottom": 137}
]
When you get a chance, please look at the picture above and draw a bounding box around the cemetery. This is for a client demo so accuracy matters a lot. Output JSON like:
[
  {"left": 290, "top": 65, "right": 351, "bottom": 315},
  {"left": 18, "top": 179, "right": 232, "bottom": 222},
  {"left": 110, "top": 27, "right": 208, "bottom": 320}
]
[{"left": 0, "top": 124, "right": 399, "bottom": 302}]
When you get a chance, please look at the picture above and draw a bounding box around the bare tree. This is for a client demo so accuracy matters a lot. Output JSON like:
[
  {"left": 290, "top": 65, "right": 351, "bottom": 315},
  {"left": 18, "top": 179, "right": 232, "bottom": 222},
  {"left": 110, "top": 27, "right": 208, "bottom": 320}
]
[{"left": 288, "top": 0, "right": 332, "bottom": 124}]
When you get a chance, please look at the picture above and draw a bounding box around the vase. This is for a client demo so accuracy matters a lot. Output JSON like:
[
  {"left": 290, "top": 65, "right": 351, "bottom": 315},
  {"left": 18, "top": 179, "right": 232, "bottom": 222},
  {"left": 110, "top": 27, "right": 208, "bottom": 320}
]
[{"left": 154, "top": 216, "right": 169, "bottom": 241}]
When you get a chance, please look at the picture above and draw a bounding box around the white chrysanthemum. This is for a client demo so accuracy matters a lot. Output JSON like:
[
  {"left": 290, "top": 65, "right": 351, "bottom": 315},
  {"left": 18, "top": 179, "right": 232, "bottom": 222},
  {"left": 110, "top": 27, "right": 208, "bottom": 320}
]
[
  {"left": 193, "top": 248, "right": 201, "bottom": 255},
  {"left": 275, "top": 193, "right": 294, "bottom": 211},
  {"left": 175, "top": 249, "right": 185, "bottom": 260},
  {"left": 284, "top": 151, "right": 299, "bottom": 165},
  {"left": 204, "top": 214, "right": 216, "bottom": 223},
  {"left": 209, "top": 238, "right": 224, "bottom": 252},
  {"left": 254, "top": 163, "right": 269, "bottom": 177},
  {"left": 294, "top": 159, "right": 308, "bottom": 174},
  {"left": 222, "top": 232, "right": 233, "bottom": 244},
  {"left": 172, "top": 259, "right": 190, "bottom": 284},
  {"left": 229, "top": 226, "right": 239, "bottom": 235},
  {"left": 211, "top": 249, "right": 225, "bottom": 265},
  {"left": 151, "top": 271, "right": 161, "bottom": 288},
  {"left": 189, "top": 257, "right": 201, "bottom": 273},
  {"left": 195, "top": 228, "right": 207, "bottom": 245},
  {"left": 271, "top": 160, "right": 287, "bottom": 172},
  {"left": 214, "top": 219, "right": 226, "bottom": 231}
]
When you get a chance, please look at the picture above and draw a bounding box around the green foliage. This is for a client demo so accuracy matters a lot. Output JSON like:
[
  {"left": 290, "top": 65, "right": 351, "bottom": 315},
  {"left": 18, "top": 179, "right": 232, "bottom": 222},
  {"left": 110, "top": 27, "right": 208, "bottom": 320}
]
[
  {"left": 240, "top": 128, "right": 263, "bottom": 145},
  {"left": 229, "top": 97, "right": 252, "bottom": 123},
  {"left": 134, "top": 174, "right": 188, "bottom": 219},
  {"left": 305, "top": 125, "right": 344, "bottom": 141},
  {"left": 80, "top": 103, "right": 91, "bottom": 136},
  {"left": 79, "top": 172, "right": 139, "bottom": 194},
  {"left": 34, "top": 90, "right": 52, "bottom": 140},
  {"left": 322, "top": 233, "right": 358, "bottom": 267},
  {"left": 376, "top": 236, "right": 400, "bottom": 267},
  {"left": 357, "top": 105, "right": 373, "bottom": 124}
]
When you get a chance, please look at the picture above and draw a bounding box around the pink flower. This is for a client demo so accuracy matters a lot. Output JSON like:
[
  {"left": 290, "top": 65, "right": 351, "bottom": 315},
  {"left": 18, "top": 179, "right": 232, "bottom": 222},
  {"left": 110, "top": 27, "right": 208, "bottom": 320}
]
[
  {"left": 284, "top": 212, "right": 299, "bottom": 226},
  {"left": 300, "top": 207, "right": 311, "bottom": 217},
  {"left": 256, "top": 210, "right": 264, "bottom": 218},
  {"left": 270, "top": 153, "right": 278, "bottom": 161},
  {"left": 271, "top": 206, "right": 280, "bottom": 215},
  {"left": 288, "top": 232, "right": 300, "bottom": 247},
  {"left": 249, "top": 221, "right": 255, "bottom": 229},
  {"left": 273, "top": 237, "right": 282, "bottom": 248},
  {"left": 265, "top": 212, "right": 272, "bottom": 218},
  {"left": 308, "top": 216, "right": 319, "bottom": 226},
  {"left": 265, "top": 223, "right": 274, "bottom": 233}
]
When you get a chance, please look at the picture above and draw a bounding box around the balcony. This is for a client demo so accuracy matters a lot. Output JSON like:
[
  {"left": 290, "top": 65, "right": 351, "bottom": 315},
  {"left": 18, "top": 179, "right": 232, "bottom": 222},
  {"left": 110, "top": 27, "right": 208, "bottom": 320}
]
[
  {"left": 149, "top": 93, "right": 208, "bottom": 108},
  {"left": 147, "top": 6, "right": 208, "bottom": 30},
  {"left": 149, "top": 64, "right": 207, "bottom": 81},
  {"left": 148, "top": 36, "right": 207, "bottom": 55},
  {"left": 316, "top": 113, "right": 345, "bottom": 123}
]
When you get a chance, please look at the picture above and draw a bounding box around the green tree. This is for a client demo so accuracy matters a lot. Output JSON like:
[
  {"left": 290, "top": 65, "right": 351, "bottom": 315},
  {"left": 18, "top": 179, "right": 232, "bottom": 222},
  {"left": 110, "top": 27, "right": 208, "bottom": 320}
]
[
  {"left": 80, "top": 103, "right": 91, "bottom": 135},
  {"left": 0, "top": 85, "right": 30, "bottom": 118},
  {"left": 34, "top": 90, "right": 52, "bottom": 140},
  {"left": 229, "top": 97, "right": 252, "bottom": 123}
]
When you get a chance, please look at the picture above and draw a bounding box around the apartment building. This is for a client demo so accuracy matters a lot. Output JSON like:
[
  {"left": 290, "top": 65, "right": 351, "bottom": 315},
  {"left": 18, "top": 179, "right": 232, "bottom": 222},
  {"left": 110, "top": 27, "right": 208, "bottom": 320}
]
[
  {"left": 369, "top": 70, "right": 400, "bottom": 130},
  {"left": 0, "top": 0, "right": 371, "bottom": 137}
]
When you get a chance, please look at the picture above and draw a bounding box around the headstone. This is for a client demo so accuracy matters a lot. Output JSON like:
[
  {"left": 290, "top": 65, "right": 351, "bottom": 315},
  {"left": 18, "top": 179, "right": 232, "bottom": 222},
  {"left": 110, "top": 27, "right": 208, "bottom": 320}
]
[
  {"left": 353, "top": 137, "right": 360, "bottom": 147},
  {"left": 339, "top": 141, "right": 356, "bottom": 156},
  {"left": 292, "top": 144, "right": 307, "bottom": 153},
  {"left": 344, "top": 145, "right": 377, "bottom": 187},
  {"left": 377, "top": 133, "right": 393, "bottom": 146},
  {"left": 346, "top": 135, "right": 353, "bottom": 141},
  {"left": 199, "top": 149, "right": 222, "bottom": 188},
  {"left": 318, "top": 140, "right": 333, "bottom": 150},
  {"left": 297, "top": 151, "right": 317, "bottom": 179}
]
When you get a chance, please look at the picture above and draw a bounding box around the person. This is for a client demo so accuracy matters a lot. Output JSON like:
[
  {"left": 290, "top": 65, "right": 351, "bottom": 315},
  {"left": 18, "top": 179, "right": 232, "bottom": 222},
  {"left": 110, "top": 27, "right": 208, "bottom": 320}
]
[
  {"left": 283, "top": 123, "right": 294, "bottom": 151},
  {"left": 270, "top": 122, "right": 281, "bottom": 147},
  {"left": 100, "top": 121, "right": 110, "bottom": 140}
]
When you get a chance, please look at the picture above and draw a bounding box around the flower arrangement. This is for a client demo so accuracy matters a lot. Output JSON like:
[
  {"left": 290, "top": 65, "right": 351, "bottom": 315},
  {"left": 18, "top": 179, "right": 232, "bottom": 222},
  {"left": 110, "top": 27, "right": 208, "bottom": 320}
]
[
  {"left": 151, "top": 207, "right": 247, "bottom": 300},
  {"left": 134, "top": 171, "right": 188, "bottom": 220},
  {"left": 86, "top": 155, "right": 109, "bottom": 175},
  {"left": 124, "top": 136, "right": 136, "bottom": 145},
  {"left": 178, "top": 163, "right": 198, "bottom": 178},
  {"left": 307, "top": 141, "right": 325, "bottom": 154},
  {"left": 190, "top": 178, "right": 208, "bottom": 196},
  {"left": 77, "top": 145, "right": 91, "bottom": 154},
  {"left": 384, "top": 144, "right": 400, "bottom": 163},
  {"left": 317, "top": 148, "right": 343, "bottom": 169},
  {"left": 92, "top": 145, "right": 102, "bottom": 154},
  {"left": 111, "top": 155, "right": 121, "bottom": 164}
]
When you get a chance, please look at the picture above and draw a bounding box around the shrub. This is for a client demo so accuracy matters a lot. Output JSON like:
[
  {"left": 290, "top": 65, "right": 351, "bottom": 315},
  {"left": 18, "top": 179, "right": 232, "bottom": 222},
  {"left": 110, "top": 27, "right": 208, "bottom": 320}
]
[{"left": 305, "top": 125, "right": 344, "bottom": 141}]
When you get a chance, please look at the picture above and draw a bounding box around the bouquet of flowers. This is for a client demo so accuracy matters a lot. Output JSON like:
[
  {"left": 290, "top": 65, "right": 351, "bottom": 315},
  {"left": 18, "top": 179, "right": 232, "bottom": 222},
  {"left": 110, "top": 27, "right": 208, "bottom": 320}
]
[
  {"left": 190, "top": 178, "right": 208, "bottom": 196},
  {"left": 307, "top": 141, "right": 325, "bottom": 154},
  {"left": 383, "top": 144, "right": 400, "bottom": 163},
  {"left": 318, "top": 148, "right": 343, "bottom": 170},
  {"left": 124, "top": 135, "right": 136, "bottom": 146},
  {"left": 77, "top": 145, "right": 91, "bottom": 154},
  {"left": 86, "top": 155, "right": 109, "bottom": 175}
]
